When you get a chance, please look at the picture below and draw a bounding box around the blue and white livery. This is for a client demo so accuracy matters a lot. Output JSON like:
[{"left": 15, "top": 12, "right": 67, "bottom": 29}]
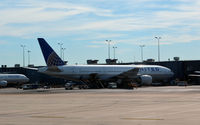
[{"left": 37, "top": 38, "right": 174, "bottom": 86}]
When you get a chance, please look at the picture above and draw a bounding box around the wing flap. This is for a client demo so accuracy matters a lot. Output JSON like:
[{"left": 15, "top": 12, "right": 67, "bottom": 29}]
[{"left": 47, "top": 66, "right": 62, "bottom": 72}]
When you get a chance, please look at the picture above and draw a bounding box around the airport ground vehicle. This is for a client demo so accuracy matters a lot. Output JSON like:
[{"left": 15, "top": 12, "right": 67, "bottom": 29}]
[
  {"left": 108, "top": 82, "right": 117, "bottom": 89},
  {"left": 65, "top": 82, "right": 73, "bottom": 90},
  {"left": 43, "top": 85, "right": 50, "bottom": 89},
  {"left": 65, "top": 81, "right": 88, "bottom": 90},
  {"left": 22, "top": 84, "right": 39, "bottom": 90},
  {"left": 177, "top": 81, "right": 188, "bottom": 86}
]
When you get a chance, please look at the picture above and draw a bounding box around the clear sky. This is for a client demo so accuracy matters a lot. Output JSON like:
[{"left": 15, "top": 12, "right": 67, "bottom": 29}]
[{"left": 0, "top": 0, "right": 200, "bottom": 66}]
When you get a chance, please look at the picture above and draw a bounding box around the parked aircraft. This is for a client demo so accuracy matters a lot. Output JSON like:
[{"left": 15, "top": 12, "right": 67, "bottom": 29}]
[
  {"left": 188, "top": 71, "right": 200, "bottom": 84},
  {"left": 0, "top": 74, "right": 29, "bottom": 87},
  {"left": 37, "top": 38, "right": 174, "bottom": 87}
]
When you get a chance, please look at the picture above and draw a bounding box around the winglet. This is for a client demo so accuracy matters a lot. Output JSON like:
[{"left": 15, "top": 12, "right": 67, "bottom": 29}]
[{"left": 38, "top": 38, "right": 65, "bottom": 66}]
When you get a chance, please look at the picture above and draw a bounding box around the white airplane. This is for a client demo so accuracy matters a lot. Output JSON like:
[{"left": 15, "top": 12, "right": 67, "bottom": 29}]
[
  {"left": 0, "top": 74, "right": 29, "bottom": 87},
  {"left": 37, "top": 38, "right": 174, "bottom": 87}
]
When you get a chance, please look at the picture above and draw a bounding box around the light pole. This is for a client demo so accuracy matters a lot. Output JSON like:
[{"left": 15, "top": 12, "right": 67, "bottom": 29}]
[
  {"left": 58, "top": 42, "right": 63, "bottom": 58},
  {"left": 106, "top": 40, "right": 111, "bottom": 59},
  {"left": 139, "top": 45, "right": 145, "bottom": 62},
  {"left": 62, "top": 48, "right": 66, "bottom": 60},
  {"left": 20, "top": 45, "right": 25, "bottom": 67},
  {"left": 155, "top": 36, "right": 161, "bottom": 62},
  {"left": 27, "top": 50, "right": 31, "bottom": 65},
  {"left": 113, "top": 46, "right": 117, "bottom": 59}
]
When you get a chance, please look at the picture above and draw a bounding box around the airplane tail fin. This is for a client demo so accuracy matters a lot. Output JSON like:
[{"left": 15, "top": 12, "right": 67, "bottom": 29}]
[{"left": 38, "top": 38, "right": 65, "bottom": 66}]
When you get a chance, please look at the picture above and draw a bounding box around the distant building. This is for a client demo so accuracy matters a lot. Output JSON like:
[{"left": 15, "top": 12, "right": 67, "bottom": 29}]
[
  {"left": 106, "top": 59, "right": 118, "bottom": 64},
  {"left": 87, "top": 60, "right": 99, "bottom": 65},
  {"left": 174, "top": 57, "right": 180, "bottom": 61},
  {"left": 146, "top": 59, "right": 155, "bottom": 62}
]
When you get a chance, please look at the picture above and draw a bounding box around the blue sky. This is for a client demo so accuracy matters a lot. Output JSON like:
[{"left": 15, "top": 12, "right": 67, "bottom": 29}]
[{"left": 0, "top": 0, "right": 200, "bottom": 66}]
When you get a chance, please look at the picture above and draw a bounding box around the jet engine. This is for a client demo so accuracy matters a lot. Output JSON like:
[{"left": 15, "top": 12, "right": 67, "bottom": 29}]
[
  {"left": 0, "top": 80, "right": 8, "bottom": 87},
  {"left": 138, "top": 75, "right": 152, "bottom": 85}
]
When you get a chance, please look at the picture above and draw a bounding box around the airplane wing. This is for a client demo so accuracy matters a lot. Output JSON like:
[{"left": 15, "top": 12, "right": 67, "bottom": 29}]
[
  {"left": 38, "top": 66, "right": 62, "bottom": 73},
  {"left": 87, "top": 68, "right": 140, "bottom": 80},
  {"left": 115, "top": 67, "right": 140, "bottom": 79},
  {"left": 25, "top": 66, "right": 62, "bottom": 72},
  {"left": 24, "top": 67, "right": 38, "bottom": 71}
]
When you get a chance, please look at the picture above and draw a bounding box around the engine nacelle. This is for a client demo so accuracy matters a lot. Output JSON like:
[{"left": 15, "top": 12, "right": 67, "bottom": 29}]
[
  {"left": 0, "top": 80, "right": 8, "bottom": 87},
  {"left": 138, "top": 75, "right": 152, "bottom": 85}
]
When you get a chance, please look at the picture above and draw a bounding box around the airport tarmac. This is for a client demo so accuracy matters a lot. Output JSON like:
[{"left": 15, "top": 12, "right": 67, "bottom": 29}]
[{"left": 1, "top": 86, "right": 200, "bottom": 125}]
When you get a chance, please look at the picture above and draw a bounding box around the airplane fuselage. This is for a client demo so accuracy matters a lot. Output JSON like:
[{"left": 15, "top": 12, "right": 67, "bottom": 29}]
[
  {"left": 39, "top": 64, "right": 174, "bottom": 82},
  {"left": 0, "top": 74, "right": 29, "bottom": 84}
]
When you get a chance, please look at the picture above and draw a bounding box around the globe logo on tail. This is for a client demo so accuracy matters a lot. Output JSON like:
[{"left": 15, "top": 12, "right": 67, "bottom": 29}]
[{"left": 47, "top": 52, "right": 65, "bottom": 66}]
